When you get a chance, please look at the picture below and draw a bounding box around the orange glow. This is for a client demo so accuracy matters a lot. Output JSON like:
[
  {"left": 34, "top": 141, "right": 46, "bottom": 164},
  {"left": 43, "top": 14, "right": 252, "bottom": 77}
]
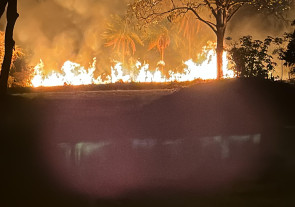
[{"left": 31, "top": 48, "right": 235, "bottom": 88}]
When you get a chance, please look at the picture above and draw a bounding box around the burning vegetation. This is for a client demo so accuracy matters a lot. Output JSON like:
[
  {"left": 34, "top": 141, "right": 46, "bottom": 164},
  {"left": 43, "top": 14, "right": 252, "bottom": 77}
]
[
  {"left": 30, "top": 43, "right": 235, "bottom": 88},
  {"left": 0, "top": 0, "right": 294, "bottom": 89}
]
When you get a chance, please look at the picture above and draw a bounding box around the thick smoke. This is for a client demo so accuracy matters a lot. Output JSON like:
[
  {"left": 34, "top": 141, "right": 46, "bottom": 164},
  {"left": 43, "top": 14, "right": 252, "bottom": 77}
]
[
  {"left": 15, "top": 0, "right": 128, "bottom": 72},
  {"left": 8, "top": 0, "right": 295, "bottom": 76}
]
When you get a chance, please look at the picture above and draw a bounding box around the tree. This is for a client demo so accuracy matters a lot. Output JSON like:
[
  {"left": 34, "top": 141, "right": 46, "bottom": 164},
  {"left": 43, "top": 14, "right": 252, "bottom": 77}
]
[
  {"left": 103, "top": 15, "right": 144, "bottom": 65},
  {"left": 0, "top": 0, "right": 19, "bottom": 95},
  {"left": 0, "top": 31, "right": 26, "bottom": 87},
  {"left": 0, "top": 31, "right": 23, "bottom": 68},
  {"left": 129, "top": 0, "right": 292, "bottom": 79},
  {"left": 280, "top": 20, "right": 295, "bottom": 74},
  {"left": 228, "top": 36, "right": 281, "bottom": 78},
  {"left": 147, "top": 24, "right": 171, "bottom": 72}
]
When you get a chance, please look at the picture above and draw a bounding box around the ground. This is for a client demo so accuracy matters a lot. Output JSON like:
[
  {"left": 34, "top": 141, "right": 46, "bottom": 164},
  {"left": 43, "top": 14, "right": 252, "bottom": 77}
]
[{"left": 1, "top": 79, "right": 295, "bottom": 207}]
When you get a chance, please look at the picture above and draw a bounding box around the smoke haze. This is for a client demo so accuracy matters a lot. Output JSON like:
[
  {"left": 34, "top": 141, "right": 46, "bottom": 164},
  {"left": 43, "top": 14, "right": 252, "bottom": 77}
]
[
  {"left": 2, "top": 0, "right": 293, "bottom": 75},
  {"left": 14, "top": 0, "right": 128, "bottom": 72},
  {"left": 227, "top": 6, "right": 295, "bottom": 40}
]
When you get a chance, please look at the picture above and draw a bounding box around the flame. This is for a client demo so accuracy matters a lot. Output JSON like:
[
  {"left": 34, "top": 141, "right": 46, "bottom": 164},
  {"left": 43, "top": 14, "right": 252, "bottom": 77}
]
[
  {"left": 31, "top": 49, "right": 235, "bottom": 88},
  {"left": 31, "top": 58, "right": 109, "bottom": 87}
]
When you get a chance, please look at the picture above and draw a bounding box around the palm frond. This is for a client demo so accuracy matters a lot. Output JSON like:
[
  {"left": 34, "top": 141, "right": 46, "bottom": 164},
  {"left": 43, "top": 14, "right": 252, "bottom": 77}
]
[{"left": 103, "top": 15, "right": 143, "bottom": 62}]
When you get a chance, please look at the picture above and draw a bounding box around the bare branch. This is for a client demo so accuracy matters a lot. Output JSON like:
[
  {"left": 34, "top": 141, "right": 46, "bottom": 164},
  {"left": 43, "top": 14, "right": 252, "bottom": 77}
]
[
  {"left": 170, "top": 0, "right": 176, "bottom": 8},
  {"left": 203, "top": 0, "right": 217, "bottom": 18},
  {"left": 226, "top": 4, "right": 242, "bottom": 22},
  {"left": 188, "top": 7, "right": 217, "bottom": 34}
]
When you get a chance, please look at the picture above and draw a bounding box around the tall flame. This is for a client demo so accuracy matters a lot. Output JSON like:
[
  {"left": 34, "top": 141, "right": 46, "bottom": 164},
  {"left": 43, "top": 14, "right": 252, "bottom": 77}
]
[{"left": 31, "top": 49, "right": 235, "bottom": 88}]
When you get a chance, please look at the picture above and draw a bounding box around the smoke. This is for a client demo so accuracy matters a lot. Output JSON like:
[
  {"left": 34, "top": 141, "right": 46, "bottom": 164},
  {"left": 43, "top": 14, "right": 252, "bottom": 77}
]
[
  {"left": 15, "top": 0, "right": 128, "bottom": 72},
  {"left": 227, "top": 6, "right": 295, "bottom": 40},
  {"left": 10, "top": 0, "right": 295, "bottom": 76}
]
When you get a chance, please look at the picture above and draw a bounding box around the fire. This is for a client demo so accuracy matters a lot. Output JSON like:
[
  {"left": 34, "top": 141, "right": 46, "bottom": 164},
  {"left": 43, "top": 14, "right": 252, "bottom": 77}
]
[
  {"left": 31, "top": 49, "right": 235, "bottom": 88},
  {"left": 31, "top": 58, "right": 108, "bottom": 87}
]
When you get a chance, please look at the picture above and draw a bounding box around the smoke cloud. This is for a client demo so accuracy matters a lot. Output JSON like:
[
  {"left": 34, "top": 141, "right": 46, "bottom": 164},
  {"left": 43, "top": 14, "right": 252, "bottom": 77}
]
[
  {"left": 14, "top": 0, "right": 128, "bottom": 72},
  {"left": 7, "top": 0, "right": 295, "bottom": 75}
]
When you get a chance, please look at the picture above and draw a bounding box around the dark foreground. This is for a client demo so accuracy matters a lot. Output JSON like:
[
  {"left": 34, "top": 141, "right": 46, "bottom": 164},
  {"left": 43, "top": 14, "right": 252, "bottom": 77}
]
[{"left": 1, "top": 78, "right": 295, "bottom": 207}]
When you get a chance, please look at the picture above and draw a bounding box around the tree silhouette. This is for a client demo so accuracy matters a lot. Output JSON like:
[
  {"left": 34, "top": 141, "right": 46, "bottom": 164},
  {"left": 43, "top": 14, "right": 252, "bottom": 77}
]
[
  {"left": 129, "top": 0, "right": 292, "bottom": 79},
  {"left": 0, "top": 0, "right": 19, "bottom": 94},
  {"left": 280, "top": 20, "right": 295, "bottom": 74},
  {"left": 228, "top": 36, "right": 281, "bottom": 78}
]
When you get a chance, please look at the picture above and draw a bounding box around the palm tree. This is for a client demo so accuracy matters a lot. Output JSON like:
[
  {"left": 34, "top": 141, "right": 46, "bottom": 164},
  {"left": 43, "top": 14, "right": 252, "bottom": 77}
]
[
  {"left": 103, "top": 15, "right": 144, "bottom": 65},
  {"left": 147, "top": 25, "right": 171, "bottom": 72}
]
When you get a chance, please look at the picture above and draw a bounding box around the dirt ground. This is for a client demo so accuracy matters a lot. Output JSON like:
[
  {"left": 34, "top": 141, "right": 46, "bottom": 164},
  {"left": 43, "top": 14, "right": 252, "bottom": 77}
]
[{"left": 1, "top": 79, "right": 295, "bottom": 207}]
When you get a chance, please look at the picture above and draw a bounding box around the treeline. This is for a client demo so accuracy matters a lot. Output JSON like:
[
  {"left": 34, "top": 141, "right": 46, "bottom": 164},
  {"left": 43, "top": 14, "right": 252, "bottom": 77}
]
[{"left": 2, "top": 15, "right": 295, "bottom": 87}]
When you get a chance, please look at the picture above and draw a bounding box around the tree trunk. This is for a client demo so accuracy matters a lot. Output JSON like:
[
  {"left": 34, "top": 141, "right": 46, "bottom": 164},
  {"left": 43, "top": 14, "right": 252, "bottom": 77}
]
[
  {"left": 216, "top": 27, "right": 225, "bottom": 80},
  {"left": 160, "top": 47, "right": 164, "bottom": 74},
  {"left": 216, "top": 6, "right": 225, "bottom": 80},
  {"left": 0, "top": 0, "right": 8, "bottom": 18},
  {"left": 0, "top": 0, "right": 19, "bottom": 95}
]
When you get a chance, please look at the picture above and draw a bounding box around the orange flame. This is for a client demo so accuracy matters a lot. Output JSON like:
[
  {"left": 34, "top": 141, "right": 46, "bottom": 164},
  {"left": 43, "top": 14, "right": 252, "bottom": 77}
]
[{"left": 31, "top": 49, "right": 235, "bottom": 87}]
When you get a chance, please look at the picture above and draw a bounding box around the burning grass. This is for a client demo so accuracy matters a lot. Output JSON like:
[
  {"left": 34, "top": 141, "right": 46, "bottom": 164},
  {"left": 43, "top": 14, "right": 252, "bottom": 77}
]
[
  {"left": 29, "top": 46, "right": 235, "bottom": 88},
  {"left": 8, "top": 79, "right": 213, "bottom": 94}
]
